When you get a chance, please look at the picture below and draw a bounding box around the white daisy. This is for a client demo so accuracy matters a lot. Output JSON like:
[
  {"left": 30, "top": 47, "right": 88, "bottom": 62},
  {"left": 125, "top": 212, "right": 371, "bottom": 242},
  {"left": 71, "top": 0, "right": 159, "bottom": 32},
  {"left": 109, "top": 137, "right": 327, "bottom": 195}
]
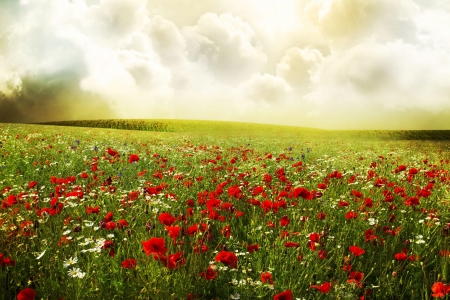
[
  {"left": 68, "top": 267, "right": 86, "bottom": 278},
  {"left": 63, "top": 256, "right": 78, "bottom": 268}
]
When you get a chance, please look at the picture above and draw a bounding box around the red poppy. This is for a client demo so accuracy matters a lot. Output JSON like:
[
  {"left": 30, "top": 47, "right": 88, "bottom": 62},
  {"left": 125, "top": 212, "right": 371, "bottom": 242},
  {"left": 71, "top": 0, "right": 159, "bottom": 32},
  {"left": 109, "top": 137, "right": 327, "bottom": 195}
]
[
  {"left": 17, "top": 288, "right": 36, "bottom": 300},
  {"left": 349, "top": 246, "right": 365, "bottom": 257},
  {"left": 199, "top": 266, "right": 218, "bottom": 280},
  {"left": 318, "top": 250, "right": 327, "bottom": 260},
  {"left": 284, "top": 241, "right": 300, "bottom": 248},
  {"left": 347, "top": 271, "right": 364, "bottom": 287},
  {"left": 280, "top": 215, "right": 290, "bottom": 227},
  {"left": 318, "top": 183, "right": 327, "bottom": 189},
  {"left": 247, "top": 244, "right": 259, "bottom": 253},
  {"left": 118, "top": 219, "right": 129, "bottom": 229},
  {"left": 261, "top": 271, "right": 274, "bottom": 284},
  {"left": 129, "top": 154, "right": 140, "bottom": 163},
  {"left": 107, "top": 148, "right": 119, "bottom": 157},
  {"left": 121, "top": 258, "right": 137, "bottom": 269},
  {"left": 346, "top": 211, "right": 358, "bottom": 219},
  {"left": 155, "top": 251, "right": 186, "bottom": 269},
  {"left": 142, "top": 237, "right": 167, "bottom": 256},
  {"left": 394, "top": 252, "right": 408, "bottom": 261},
  {"left": 215, "top": 250, "right": 238, "bottom": 269},
  {"left": 104, "top": 221, "right": 116, "bottom": 230},
  {"left": 309, "top": 232, "right": 320, "bottom": 242},
  {"left": 165, "top": 225, "right": 180, "bottom": 240},
  {"left": 273, "top": 289, "right": 292, "bottom": 300},
  {"left": 158, "top": 212, "right": 176, "bottom": 226},
  {"left": 86, "top": 205, "right": 100, "bottom": 215},
  {"left": 186, "top": 224, "right": 199, "bottom": 236},
  {"left": 220, "top": 225, "right": 231, "bottom": 238},
  {"left": 103, "top": 211, "right": 113, "bottom": 222},
  {"left": 310, "top": 282, "right": 331, "bottom": 293},
  {"left": 431, "top": 282, "right": 450, "bottom": 298}
]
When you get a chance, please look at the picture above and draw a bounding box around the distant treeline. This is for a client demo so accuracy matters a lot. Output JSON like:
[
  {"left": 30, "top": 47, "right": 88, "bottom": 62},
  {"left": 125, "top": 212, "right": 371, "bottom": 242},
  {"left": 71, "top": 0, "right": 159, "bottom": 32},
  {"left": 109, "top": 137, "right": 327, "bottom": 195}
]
[
  {"left": 35, "top": 119, "right": 450, "bottom": 140},
  {"left": 38, "top": 119, "right": 173, "bottom": 132}
]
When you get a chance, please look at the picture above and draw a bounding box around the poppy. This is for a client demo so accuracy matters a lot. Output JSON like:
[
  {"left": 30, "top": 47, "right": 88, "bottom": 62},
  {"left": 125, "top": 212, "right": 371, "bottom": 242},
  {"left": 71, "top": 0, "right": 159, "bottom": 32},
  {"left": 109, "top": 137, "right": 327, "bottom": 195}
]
[
  {"left": 121, "top": 258, "right": 137, "bottom": 269},
  {"left": 142, "top": 237, "right": 167, "bottom": 256},
  {"left": 394, "top": 252, "right": 408, "bottom": 261},
  {"left": 247, "top": 244, "right": 259, "bottom": 253},
  {"left": 199, "top": 266, "right": 218, "bottom": 280},
  {"left": 310, "top": 282, "right": 331, "bottom": 293},
  {"left": 349, "top": 246, "right": 365, "bottom": 257},
  {"left": 17, "top": 288, "right": 36, "bottom": 300},
  {"left": 273, "top": 289, "right": 292, "bottom": 300},
  {"left": 431, "top": 282, "right": 450, "bottom": 298},
  {"left": 158, "top": 212, "right": 176, "bottom": 226},
  {"left": 261, "top": 271, "right": 273, "bottom": 284},
  {"left": 215, "top": 250, "right": 238, "bottom": 269},
  {"left": 284, "top": 241, "right": 300, "bottom": 248},
  {"left": 129, "top": 154, "right": 139, "bottom": 163}
]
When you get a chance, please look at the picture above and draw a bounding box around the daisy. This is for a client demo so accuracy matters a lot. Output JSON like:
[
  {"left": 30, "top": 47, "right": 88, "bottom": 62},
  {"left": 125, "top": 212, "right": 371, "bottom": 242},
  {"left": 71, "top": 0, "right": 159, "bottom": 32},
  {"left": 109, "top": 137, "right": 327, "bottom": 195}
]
[
  {"left": 68, "top": 267, "right": 86, "bottom": 278},
  {"left": 63, "top": 256, "right": 78, "bottom": 268}
]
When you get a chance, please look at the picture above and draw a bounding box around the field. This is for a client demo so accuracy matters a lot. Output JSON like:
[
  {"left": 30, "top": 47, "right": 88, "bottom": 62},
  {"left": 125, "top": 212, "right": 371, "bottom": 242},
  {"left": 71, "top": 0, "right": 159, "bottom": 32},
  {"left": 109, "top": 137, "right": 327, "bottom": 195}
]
[{"left": 1, "top": 120, "right": 450, "bottom": 300}]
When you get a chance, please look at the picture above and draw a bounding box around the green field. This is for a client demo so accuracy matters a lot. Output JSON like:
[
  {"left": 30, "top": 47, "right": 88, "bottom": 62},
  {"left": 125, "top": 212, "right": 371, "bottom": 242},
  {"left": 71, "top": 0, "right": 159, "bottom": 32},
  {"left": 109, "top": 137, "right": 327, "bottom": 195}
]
[{"left": 1, "top": 120, "right": 450, "bottom": 299}]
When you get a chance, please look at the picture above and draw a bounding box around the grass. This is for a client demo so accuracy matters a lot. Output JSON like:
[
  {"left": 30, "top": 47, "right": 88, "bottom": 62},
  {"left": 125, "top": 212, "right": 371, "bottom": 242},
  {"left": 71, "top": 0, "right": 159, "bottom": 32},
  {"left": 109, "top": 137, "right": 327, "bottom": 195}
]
[{"left": 1, "top": 120, "right": 450, "bottom": 299}]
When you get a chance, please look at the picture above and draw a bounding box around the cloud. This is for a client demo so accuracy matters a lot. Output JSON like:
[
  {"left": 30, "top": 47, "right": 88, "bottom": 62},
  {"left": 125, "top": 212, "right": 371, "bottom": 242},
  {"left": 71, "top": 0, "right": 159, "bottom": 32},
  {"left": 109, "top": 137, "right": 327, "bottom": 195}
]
[
  {"left": 276, "top": 47, "right": 323, "bottom": 89},
  {"left": 239, "top": 73, "right": 292, "bottom": 104},
  {"left": 183, "top": 13, "right": 267, "bottom": 85}
]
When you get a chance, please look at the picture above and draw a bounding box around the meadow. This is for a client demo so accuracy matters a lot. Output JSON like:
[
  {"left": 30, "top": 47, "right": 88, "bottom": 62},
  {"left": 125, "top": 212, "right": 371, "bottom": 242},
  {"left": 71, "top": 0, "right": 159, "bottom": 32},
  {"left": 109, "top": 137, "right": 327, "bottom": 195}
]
[{"left": 1, "top": 120, "right": 450, "bottom": 300}]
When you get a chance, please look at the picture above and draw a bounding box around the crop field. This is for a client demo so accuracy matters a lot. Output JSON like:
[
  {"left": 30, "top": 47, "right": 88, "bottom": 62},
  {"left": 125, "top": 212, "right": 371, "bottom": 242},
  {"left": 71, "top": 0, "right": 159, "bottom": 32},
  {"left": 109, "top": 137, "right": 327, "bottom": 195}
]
[{"left": 1, "top": 120, "right": 450, "bottom": 299}]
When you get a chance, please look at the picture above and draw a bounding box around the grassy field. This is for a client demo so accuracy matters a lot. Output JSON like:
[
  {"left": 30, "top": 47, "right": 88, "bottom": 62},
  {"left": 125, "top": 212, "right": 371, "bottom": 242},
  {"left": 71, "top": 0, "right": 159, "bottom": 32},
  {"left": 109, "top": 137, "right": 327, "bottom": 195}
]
[{"left": 1, "top": 120, "right": 450, "bottom": 299}]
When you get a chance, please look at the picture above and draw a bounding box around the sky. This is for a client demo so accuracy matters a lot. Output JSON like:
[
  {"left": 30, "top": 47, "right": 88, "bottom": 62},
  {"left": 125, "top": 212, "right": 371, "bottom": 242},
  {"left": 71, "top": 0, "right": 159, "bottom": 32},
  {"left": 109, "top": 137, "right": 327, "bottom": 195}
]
[{"left": 1, "top": 0, "right": 450, "bottom": 129}]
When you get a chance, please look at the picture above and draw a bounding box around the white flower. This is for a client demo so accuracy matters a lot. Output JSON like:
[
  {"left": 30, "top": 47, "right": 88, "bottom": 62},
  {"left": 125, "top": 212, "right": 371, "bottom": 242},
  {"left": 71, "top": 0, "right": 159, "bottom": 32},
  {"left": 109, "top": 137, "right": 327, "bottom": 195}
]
[
  {"left": 63, "top": 229, "right": 72, "bottom": 235},
  {"left": 230, "top": 293, "right": 240, "bottom": 299},
  {"left": 230, "top": 279, "right": 238, "bottom": 285},
  {"left": 63, "top": 256, "right": 78, "bottom": 268},
  {"left": 68, "top": 267, "right": 85, "bottom": 278}
]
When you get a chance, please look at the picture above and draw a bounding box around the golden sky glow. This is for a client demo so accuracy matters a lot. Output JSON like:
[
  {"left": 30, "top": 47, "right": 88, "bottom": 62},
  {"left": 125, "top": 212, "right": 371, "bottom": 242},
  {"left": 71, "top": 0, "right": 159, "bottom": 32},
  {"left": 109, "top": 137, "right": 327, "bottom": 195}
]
[{"left": 1, "top": 0, "right": 450, "bottom": 129}]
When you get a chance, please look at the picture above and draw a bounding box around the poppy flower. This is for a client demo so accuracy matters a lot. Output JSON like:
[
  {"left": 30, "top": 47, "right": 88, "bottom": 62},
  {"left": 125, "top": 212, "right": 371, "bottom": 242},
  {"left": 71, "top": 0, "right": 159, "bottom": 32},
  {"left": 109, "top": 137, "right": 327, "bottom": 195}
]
[
  {"left": 284, "top": 241, "right": 300, "bottom": 248},
  {"left": 215, "top": 250, "right": 238, "bottom": 269},
  {"left": 158, "top": 212, "right": 176, "bottom": 226},
  {"left": 165, "top": 225, "right": 180, "bottom": 240},
  {"left": 17, "top": 288, "right": 36, "bottom": 300},
  {"left": 121, "top": 258, "right": 137, "bottom": 269},
  {"left": 129, "top": 154, "right": 139, "bottom": 163},
  {"left": 345, "top": 211, "right": 358, "bottom": 219},
  {"left": 280, "top": 215, "right": 290, "bottom": 227},
  {"left": 310, "top": 282, "right": 331, "bottom": 293},
  {"left": 347, "top": 271, "right": 364, "bottom": 287},
  {"left": 199, "top": 266, "right": 218, "bottom": 280},
  {"left": 247, "top": 244, "right": 259, "bottom": 253},
  {"left": 142, "top": 237, "right": 167, "bottom": 256},
  {"left": 261, "top": 271, "right": 274, "bottom": 284},
  {"left": 318, "top": 250, "right": 327, "bottom": 260},
  {"left": 394, "top": 252, "right": 408, "bottom": 261},
  {"left": 155, "top": 251, "right": 186, "bottom": 269},
  {"left": 431, "top": 282, "right": 450, "bottom": 298},
  {"left": 273, "top": 289, "right": 292, "bottom": 300},
  {"left": 349, "top": 245, "right": 365, "bottom": 257}
]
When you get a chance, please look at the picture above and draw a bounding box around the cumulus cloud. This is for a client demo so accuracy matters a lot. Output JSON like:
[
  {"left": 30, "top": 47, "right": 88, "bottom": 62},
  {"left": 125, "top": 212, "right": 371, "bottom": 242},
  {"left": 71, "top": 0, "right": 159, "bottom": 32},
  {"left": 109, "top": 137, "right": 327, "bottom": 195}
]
[
  {"left": 1, "top": 0, "right": 450, "bottom": 129},
  {"left": 276, "top": 47, "right": 323, "bottom": 89},
  {"left": 183, "top": 13, "right": 267, "bottom": 85},
  {"left": 239, "top": 73, "right": 292, "bottom": 104}
]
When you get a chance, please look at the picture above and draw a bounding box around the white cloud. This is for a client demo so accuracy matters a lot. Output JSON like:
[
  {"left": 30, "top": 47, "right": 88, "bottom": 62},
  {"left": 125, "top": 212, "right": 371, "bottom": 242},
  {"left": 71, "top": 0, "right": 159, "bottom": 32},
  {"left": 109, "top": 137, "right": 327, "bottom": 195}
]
[
  {"left": 239, "top": 73, "right": 292, "bottom": 104},
  {"left": 276, "top": 47, "right": 324, "bottom": 89},
  {"left": 183, "top": 13, "right": 267, "bottom": 85}
]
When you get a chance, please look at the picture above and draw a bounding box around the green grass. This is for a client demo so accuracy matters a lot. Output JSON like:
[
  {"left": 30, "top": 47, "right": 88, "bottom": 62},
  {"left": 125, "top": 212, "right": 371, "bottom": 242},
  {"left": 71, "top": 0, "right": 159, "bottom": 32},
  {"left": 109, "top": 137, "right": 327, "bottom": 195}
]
[{"left": 1, "top": 120, "right": 450, "bottom": 300}]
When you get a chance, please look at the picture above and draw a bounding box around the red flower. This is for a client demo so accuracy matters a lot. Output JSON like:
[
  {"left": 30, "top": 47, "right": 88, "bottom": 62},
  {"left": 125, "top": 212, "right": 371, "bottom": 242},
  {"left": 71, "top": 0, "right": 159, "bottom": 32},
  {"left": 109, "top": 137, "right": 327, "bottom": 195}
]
[
  {"left": 280, "top": 215, "right": 290, "bottom": 227},
  {"left": 261, "top": 271, "right": 274, "bottom": 284},
  {"left": 107, "top": 148, "right": 119, "bottom": 157},
  {"left": 318, "top": 250, "right": 327, "bottom": 260},
  {"left": 215, "top": 250, "right": 238, "bottom": 269},
  {"left": 349, "top": 245, "right": 365, "bottom": 257},
  {"left": 158, "top": 212, "right": 176, "bottom": 226},
  {"left": 86, "top": 205, "right": 100, "bottom": 215},
  {"left": 317, "top": 183, "right": 327, "bottom": 189},
  {"left": 155, "top": 251, "right": 186, "bottom": 269},
  {"left": 129, "top": 154, "right": 140, "bottom": 163},
  {"left": 247, "top": 244, "right": 259, "bottom": 253},
  {"left": 347, "top": 271, "right": 364, "bottom": 287},
  {"left": 165, "top": 225, "right": 180, "bottom": 240},
  {"left": 142, "top": 237, "right": 167, "bottom": 256},
  {"left": 17, "top": 288, "right": 36, "bottom": 300},
  {"left": 345, "top": 211, "right": 358, "bottom": 219},
  {"left": 220, "top": 225, "right": 231, "bottom": 238},
  {"left": 118, "top": 219, "right": 129, "bottom": 229},
  {"left": 309, "top": 232, "right": 320, "bottom": 242},
  {"left": 186, "top": 224, "right": 199, "bottom": 236},
  {"left": 394, "top": 252, "right": 408, "bottom": 261},
  {"left": 310, "top": 282, "right": 331, "bottom": 293},
  {"left": 103, "top": 211, "right": 113, "bottom": 222},
  {"left": 273, "top": 289, "right": 292, "bottom": 300},
  {"left": 121, "top": 258, "right": 137, "bottom": 269},
  {"left": 284, "top": 241, "right": 300, "bottom": 248},
  {"left": 431, "top": 282, "right": 450, "bottom": 298},
  {"left": 199, "top": 266, "right": 218, "bottom": 280},
  {"left": 104, "top": 221, "right": 116, "bottom": 230}
]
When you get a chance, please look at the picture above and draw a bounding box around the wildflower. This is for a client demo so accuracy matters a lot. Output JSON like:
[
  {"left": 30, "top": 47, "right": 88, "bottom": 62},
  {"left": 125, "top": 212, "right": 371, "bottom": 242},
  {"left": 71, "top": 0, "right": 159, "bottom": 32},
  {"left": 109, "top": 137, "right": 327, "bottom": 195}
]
[
  {"left": 121, "top": 258, "right": 137, "bottom": 269},
  {"left": 63, "top": 256, "right": 78, "bottom": 268},
  {"left": 215, "top": 250, "right": 238, "bottom": 269},
  {"left": 199, "top": 265, "right": 218, "bottom": 280},
  {"left": 17, "top": 288, "right": 36, "bottom": 300},
  {"left": 310, "top": 282, "right": 331, "bottom": 293},
  {"left": 230, "top": 293, "right": 241, "bottom": 299},
  {"left": 68, "top": 267, "right": 86, "bottom": 278},
  {"left": 35, "top": 250, "right": 46, "bottom": 260},
  {"left": 349, "top": 246, "right": 365, "bottom": 257},
  {"left": 142, "top": 237, "right": 167, "bottom": 256},
  {"left": 273, "top": 289, "right": 293, "bottom": 300},
  {"left": 431, "top": 282, "right": 450, "bottom": 298}
]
